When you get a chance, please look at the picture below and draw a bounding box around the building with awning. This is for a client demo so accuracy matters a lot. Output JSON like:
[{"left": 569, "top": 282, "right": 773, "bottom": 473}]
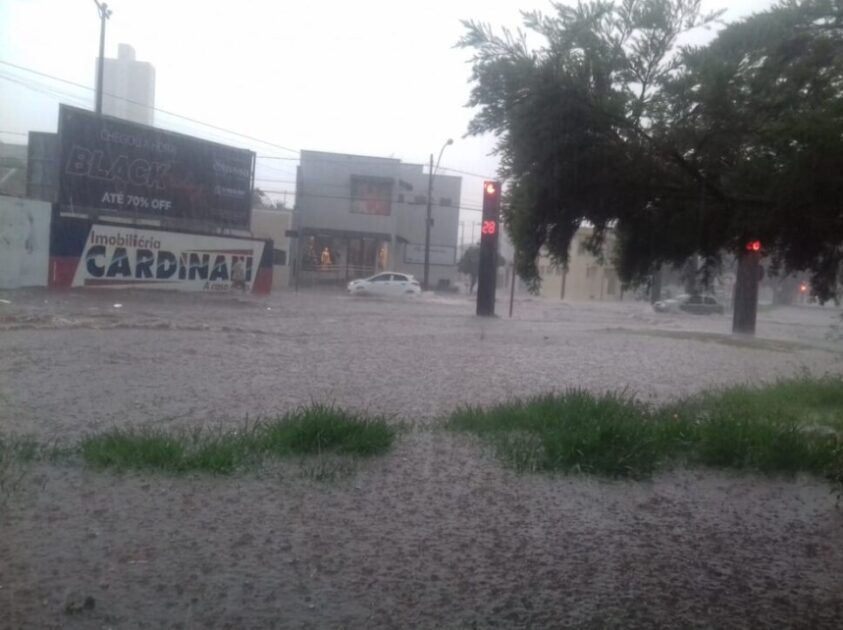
[{"left": 292, "top": 150, "right": 461, "bottom": 290}]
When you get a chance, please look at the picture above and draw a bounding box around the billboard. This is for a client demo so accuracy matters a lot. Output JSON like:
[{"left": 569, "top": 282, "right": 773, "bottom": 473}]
[
  {"left": 49, "top": 217, "right": 273, "bottom": 294},
  {"left": 403, "top": 243, "right": 456, "bottom": 266},
  {"left": 57, "top": 105, "right": 254, "bottom": 228},
  {"left": 26, "top": 131, "right": 59, "bottom": 203}
]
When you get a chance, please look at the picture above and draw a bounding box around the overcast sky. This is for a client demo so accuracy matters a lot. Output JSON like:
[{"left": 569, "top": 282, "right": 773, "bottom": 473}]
[{"left": 1, "top": 0, "right": 777, "bottom": 226}]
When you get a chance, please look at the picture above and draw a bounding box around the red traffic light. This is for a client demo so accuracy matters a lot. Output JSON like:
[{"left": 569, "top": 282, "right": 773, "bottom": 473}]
[
  {"left": 484, "top": 182, "right": 497, "bottom": 196},
  {"left": 746, "top": 240, "right": 762, "bottom": 252}
]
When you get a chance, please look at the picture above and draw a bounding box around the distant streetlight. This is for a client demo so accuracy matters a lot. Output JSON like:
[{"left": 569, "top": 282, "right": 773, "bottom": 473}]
[
  {"left": 93, "top": 0, "right": 112, "bottom": 115},
  {"left": 423, "top": 138, "right": 453, "bottom": 291}
]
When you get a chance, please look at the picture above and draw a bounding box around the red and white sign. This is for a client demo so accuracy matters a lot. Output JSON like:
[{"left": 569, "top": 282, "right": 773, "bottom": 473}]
[{"left": 53, "top": 223, "right": 270, "bottom": 293}]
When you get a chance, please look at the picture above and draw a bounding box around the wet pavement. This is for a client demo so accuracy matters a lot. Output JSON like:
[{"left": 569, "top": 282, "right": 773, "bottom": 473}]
[
  {"left": 2, "top": 288, "right": 843, "bottom": 629},
  {"left": 1, "top": 288, "right": 841, "bottom": 439}
]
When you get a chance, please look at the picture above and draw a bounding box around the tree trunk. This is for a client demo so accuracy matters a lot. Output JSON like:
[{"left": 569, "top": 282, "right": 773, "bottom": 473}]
[{"left": 732, "top": 251, "right": 760, "bottom": 335}]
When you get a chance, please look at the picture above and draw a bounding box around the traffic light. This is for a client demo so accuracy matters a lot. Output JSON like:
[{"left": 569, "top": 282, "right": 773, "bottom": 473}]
[
  {"left": 746, "top": 240, "right": 762, "bottom": 253},
  {"left": 476, "top": 181, "right": 501, "bottom": 317}
]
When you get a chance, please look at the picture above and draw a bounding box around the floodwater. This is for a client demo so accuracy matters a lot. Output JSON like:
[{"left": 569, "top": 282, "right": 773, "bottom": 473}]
[
  {"left": 1, "top": 289, "right": 840, "bottom": 439},
  {"left": 2, "top": 290, "right": 843, "bottom": 628}
]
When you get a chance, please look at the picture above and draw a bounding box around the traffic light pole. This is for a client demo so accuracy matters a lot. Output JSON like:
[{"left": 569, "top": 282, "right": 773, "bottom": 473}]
[
  {"left": 732, "top": 249, "right": 760, "bottom": 335},
  {"left": 476, "top": 181, "right": 500, "bottom": 317}
]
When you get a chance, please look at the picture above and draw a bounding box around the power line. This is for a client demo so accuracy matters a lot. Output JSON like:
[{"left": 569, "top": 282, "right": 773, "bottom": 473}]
[
  {"left": 0, "top": 130, "right": 31, "bottom": 137},
  {"left": 256, "top": 153, "right": 498, "bottom": 180},
  {"left": 1, "top": 61, "right": 502, "bottom": 181},
  {"left": 0, "top": 59, "right": 300, "bottom": 156},
  {"left": 256, "top": 188, "right": 485, "bottom": 213}
]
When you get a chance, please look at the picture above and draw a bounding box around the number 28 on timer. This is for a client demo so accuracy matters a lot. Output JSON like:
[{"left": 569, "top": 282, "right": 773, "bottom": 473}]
[{"left": 481, "top": 220, "right": 497, "bottom": 235}]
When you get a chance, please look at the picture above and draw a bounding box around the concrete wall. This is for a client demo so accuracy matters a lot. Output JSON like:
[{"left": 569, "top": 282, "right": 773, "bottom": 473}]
[
  {"left": 0, "top": 197, "right": 51, "bottom": 288},
  {"left": 539, "top": 227, "right": 624, "bottom": 301},
  {"left": 296, "top": 151, "right": 399, "bottom": 239},
  {"left": 393, "top": 163, "right": 460, "bottom": 287},
  {"left": 251, "top": 208, "right": 292, "bottom": 289}
]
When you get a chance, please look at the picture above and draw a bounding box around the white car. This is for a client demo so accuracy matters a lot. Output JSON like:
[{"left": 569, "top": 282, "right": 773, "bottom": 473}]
[{"left": 347, "top": 272, "right": 422, "bottom": 297}]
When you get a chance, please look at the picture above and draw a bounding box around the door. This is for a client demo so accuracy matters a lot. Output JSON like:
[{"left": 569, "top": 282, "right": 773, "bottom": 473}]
[
  {"left": 390, "top": 273, "right": 410, "bottom": 295},
  {"left": 367, "top": 273, "right": 391, "bottom": 296}
]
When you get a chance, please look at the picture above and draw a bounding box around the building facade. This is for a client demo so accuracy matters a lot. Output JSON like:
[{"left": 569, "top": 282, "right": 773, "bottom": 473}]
[
  {"left": 100, "top": 44, "right": 156, "bottom": 126},
  {"left": 538, "top": 226, "right": 625, "bottom": 301},
  {"left": 293, "top": 150, "right": 461, "bottom": 289}
]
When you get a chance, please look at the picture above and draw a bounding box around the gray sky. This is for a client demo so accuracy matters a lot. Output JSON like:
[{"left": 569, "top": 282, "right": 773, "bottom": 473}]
[{"left": 1, "top": 0, "right": 776, "bottom": 225}]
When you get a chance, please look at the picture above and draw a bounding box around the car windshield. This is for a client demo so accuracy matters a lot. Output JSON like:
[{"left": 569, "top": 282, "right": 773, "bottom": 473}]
[{"left": 2, "top": 2, "right": 842, "bottom": 628}]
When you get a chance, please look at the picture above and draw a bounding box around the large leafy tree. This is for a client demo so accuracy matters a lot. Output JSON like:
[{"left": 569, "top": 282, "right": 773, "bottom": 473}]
[{"left": 460, "top": 0, "right": 843, "bottom": 304}]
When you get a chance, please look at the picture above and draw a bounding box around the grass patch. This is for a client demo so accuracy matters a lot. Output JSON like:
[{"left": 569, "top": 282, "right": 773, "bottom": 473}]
[
  {"left": 262, "top": 405, "right": 395, "bottom": 457},
  {"left": 450, "top": 391, "right": 684, "bottom": 476},
  {"left": 79, "top": 405, "right": 395, "bottom": 474},
  {"left": 81, "top": 429, "right": 187, "bottom": 472},
  {"left": 449, "top": 378, "right": 843, "bottom": 480}
]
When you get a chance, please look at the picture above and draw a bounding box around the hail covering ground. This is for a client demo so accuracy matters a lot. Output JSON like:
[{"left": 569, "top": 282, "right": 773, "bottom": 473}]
[{"left": 1, "top": 291, "right": 843, "bottom": 627}]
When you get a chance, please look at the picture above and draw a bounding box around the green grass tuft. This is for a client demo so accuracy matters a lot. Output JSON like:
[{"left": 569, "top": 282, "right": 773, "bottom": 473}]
[
  {"left": 451, "top": 390, "right": 681, "bottom": 476},
  {"left": 78, "top": 405, "right": 395, "bottom": 474},
  {"left": 80, "top": 429, "right": 187, "bottom": 472},
  {"left": 449, "top": 379, "right": 843, "bottom": 479},
  {"left": 263, "top": 405, "right": 395, "bottom": 457}
]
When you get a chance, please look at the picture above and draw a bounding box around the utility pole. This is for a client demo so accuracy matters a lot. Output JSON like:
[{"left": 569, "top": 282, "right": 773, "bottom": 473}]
[
  {"left": 424, "top": 153, "right": 434, "bottom": 291},
  {"left": 508, "top": 254, "right": 517, "bottom": 318},
  {"left": 94, "top": 1, "right": 111, "bottom": 115},
  {"left": 423, "top": 138, "right": 453, "bottom": 291}
]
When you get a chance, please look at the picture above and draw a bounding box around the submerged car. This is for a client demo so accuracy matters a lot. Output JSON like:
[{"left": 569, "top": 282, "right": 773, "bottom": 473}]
[
  {"left": 654, "top": 293, "right": 725, "bottom": 315},
  {"left": 347, "top": 272, "right": 422, "bottom": 297}
]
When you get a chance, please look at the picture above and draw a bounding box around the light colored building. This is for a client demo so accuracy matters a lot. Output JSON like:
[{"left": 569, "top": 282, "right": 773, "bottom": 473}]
[
  {"left": 292, "top": 150, "right": 461, "bottom": 289},
  {"left": 538, "top": 226, "right": 625, "bottom": 301},
  {"left": 100, "top": 44, "right": 156, "bottom": 126}
]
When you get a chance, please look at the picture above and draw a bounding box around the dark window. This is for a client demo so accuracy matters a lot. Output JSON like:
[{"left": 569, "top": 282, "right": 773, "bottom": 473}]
[
  {"left": 392, "top": 274, "right": 408, "bottom": 282},
  {"left": 414, "top": 194, "right": 426, "bottom": 205},
  {"left": 350, "top": 176, "right": 392, "bottom": 215},
  {"left": 273, "top": 249, "right": 287, "bottom": 265},
  {"left": 370, "top": 274, "right": 390, "bottom": 282}
]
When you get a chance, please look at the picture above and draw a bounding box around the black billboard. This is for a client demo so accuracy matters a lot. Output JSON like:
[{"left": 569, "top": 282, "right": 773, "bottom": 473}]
[{"left": 57, "top": 105, "right": 254, "bottom": 228}]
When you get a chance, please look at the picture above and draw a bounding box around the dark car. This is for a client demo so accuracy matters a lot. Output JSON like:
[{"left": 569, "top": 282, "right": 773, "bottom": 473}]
[{"left": 654, "top": 294, "right": 725, "bottom": 315}]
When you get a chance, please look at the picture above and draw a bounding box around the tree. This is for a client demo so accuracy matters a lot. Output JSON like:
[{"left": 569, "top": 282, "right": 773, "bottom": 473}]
[
  {"left": 458, "top": 244, "right": 505, "bottom": 294},
  {"left": 251, "top": 187, "right": 274, "bottom": 209},
  {"left": 460, "top": 0, "right": 843, "bottom": 332}
]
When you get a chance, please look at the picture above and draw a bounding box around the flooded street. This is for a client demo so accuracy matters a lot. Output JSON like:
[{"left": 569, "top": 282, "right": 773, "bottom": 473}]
[
  {"left": 1, "top": 289, "right": 841, "bottom": 439},
  {"left": 2, "top": 290, "right": 843, "bottom": 628}
]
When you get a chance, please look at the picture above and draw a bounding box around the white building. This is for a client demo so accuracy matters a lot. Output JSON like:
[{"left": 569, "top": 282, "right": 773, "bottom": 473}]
[
  {"left": 293, "top": 150, "right": 461, "bottom": 290},
  {"left": 100, "top": 44, "right": 156, "bottom": 126}
]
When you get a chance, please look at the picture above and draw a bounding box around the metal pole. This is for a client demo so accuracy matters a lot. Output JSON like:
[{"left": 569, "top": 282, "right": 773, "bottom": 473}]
[
  {"left": 423, "top": 139, "right": 453, "bottom": 291},
  {"left": 94, "top": 1, "right": 110, "bottom": 115},
  {"left": 508, "top": 255, "right": 516, "bottom": 318},
  {"left": 424, "top": 153, "right": 433, "bottom": 291}
]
